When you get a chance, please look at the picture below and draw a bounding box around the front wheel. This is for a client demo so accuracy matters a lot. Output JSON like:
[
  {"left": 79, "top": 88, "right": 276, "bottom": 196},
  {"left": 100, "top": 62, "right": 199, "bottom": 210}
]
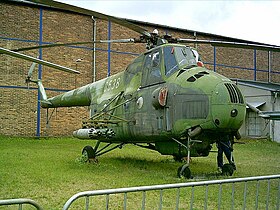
[{"left": 82, "top": 145, "right": 95, "bottom": 162}]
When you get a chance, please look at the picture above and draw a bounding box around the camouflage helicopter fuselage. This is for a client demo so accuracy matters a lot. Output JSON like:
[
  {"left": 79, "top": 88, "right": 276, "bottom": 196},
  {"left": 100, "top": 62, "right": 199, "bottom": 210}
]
[{"left": 42, "top": 43, "right": 246, "bottom": 158}]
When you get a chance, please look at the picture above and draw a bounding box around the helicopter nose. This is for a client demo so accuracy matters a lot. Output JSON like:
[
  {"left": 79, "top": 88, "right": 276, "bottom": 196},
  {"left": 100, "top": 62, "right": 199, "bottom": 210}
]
[{"left": 211, "top": 83, "right": 246, "bottom": 130}]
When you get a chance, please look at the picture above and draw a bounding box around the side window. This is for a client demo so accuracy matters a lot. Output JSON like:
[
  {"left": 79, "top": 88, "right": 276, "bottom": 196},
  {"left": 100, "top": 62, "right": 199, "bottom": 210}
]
[
  {"left": 152, "top": 51, "right": 160, "bottom": 67},
  {"left": 142, "top": 50, "right": 162, "bottom": 86},
  {"left": 151, "top": 51, "right": 161, "bottom": 78},
  {"left": 144, "top": 53, "right": 152, "bottom": 71},
  {"left": 164, "top": 46, "right": 179, "bottom": 76}
]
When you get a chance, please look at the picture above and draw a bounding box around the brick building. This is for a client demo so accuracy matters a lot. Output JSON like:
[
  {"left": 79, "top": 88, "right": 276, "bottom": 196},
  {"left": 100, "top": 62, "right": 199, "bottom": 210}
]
[{"left": 0, "top": 0, "right": 279, "bottom": 137}]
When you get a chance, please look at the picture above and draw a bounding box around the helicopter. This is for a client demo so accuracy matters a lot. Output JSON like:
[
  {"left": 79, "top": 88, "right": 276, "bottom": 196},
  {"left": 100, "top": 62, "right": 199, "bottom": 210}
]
[{"left": 1, "top": 4, "right": 280, "bottom": 178}]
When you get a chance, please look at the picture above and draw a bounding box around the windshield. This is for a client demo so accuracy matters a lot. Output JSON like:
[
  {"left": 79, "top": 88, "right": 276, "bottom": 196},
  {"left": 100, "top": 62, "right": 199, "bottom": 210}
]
[
  {"left": 176, "top": 47, "right": 197, "bottom": 68},
  {"left": 164, "top": 46, "right": 197, "bottom": 76}
]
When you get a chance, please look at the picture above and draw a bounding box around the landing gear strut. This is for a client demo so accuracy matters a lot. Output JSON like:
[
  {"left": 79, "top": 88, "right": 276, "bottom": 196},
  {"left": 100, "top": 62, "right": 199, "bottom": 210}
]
[
  {"left": 81, "top": 141, "right": 125, "bottom": 162},
  {"left": 174, "top": 137, "right": 201, "bottom": 179},
  {"left": 175, "top": 137, "right": 192, "bottom": 179}
]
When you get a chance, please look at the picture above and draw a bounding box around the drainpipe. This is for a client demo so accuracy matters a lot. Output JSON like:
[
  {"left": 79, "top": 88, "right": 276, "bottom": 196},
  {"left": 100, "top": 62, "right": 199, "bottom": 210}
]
[
  {"left": 213, "top": 46, "right": 216, "bottom": 72},
  {"left": 194, "top": 31, "right": 197, "bottom": 49},
  {"left": 107, "top": 20, "right": 111, "bottom": 77},
  {"left": 254, "top": 49, "right": 257, "bottom": 81},
  {"left": 92, "top": 17, "right": 97, "bottom": 82},
  {"left": 89, "top": 17, "right": 97, "bottom": 118},
  {"left": 268, "top": 51, "right": 271, "bottom": 83},
  {"left": 271, "top": 91, "right": 278, "bottom": 141}
]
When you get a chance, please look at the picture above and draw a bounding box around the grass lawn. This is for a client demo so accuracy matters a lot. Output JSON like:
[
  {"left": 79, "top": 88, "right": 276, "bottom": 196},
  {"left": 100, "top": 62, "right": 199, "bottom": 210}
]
[{"left": 0, "top": 136, "right": 279, "bottom": 209}]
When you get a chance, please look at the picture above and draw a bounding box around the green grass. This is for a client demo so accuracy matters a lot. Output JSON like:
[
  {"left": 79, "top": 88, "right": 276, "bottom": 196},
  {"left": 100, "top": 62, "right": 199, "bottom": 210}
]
[{"left": 0, "top": 136, "right": 279, "bottom": 209}]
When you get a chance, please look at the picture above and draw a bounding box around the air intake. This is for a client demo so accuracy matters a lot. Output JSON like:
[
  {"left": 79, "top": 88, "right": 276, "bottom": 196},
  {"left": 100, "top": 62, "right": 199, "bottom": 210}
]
[{"left": 224, "top": 83, "right": 244, "bottom": 104}]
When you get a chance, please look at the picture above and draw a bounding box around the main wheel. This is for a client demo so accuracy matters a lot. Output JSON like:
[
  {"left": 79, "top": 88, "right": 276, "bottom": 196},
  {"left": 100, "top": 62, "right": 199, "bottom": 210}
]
[
  {"left": 177, "top": 165, "right": 192, "bottom": 179},
  {"left": 82, "top": 145, "right": 95, "bottom": 162},
  {"left": 222, "top": 163, "right": 234, "bottom": 176}
]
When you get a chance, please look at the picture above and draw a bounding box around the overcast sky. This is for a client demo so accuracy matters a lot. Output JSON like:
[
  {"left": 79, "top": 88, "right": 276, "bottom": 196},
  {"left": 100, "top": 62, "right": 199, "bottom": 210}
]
[{"left": 57, "top": 0, "right": 280, "bottom": 46}]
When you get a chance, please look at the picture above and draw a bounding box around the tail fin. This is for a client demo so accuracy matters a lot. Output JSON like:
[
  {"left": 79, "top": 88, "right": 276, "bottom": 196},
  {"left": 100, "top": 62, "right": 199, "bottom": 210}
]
[{"left": 37, "top": 80, "right": 51, "bottom": 106}]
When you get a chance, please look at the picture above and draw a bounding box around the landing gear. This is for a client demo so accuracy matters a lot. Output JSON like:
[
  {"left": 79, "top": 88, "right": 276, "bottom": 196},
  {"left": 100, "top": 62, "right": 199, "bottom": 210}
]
[
  {"left": 81, "top": 141, "right": 125, "bottom": 162},
  {"left": 221, "top": 163, "right": 235, "bottom": 176},
  {"left": 177, "top": 164, "right": 192, "bottom": 179},
  {"left": 82, "top": 145, "right": 95, "bottom": 162},
  {"left": 173, "top": 136, "right": 201, "bottom": 179}
]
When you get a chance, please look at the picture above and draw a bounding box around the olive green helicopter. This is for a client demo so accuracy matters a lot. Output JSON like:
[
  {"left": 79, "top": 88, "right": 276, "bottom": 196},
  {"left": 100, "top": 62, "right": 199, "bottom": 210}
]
[{"left": 1, "top": 3, "right": 280, "bottom": 178}]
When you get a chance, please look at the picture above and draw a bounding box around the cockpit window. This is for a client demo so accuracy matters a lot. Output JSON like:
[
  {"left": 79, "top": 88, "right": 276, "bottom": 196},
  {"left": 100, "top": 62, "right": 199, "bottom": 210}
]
[
  {"left": 164, "top": 46, "right": 179, "bottom": 76},
  {"left": 164, "top": 46, "right": 197, "bottom": 76},
  {"left": 142, "top": 50, "right": 162, "bottom": 86},
  {"left": 175, "top": 47, "right": 196, "bottom": 67},
  {"left": 152, "top": 51, "right": 160, "bottom": 67}
]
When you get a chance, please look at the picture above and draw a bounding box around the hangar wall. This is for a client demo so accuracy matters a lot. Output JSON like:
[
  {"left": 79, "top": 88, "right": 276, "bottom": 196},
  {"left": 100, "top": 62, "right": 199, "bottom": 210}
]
[
  {"left": 237, "top": 82, "right": 280, "bottom": 142},
  {"left": 0, "top": 1, "right": 279, "bottom": 137},
  {"left": 0, "top": 2, "right": 93, "bottom": 136}
]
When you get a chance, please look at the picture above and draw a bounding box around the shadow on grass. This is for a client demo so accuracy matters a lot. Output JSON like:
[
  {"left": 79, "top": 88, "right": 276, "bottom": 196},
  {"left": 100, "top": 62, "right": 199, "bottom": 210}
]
[
  {"left": 108, "top": 156, "right": 173, "bottom": 170},
  {"left": 73, "top": 147, "right": 232, "bottom": 181},
  {"left": 106, "top": 156, "right": 226, "bottom": 180}
]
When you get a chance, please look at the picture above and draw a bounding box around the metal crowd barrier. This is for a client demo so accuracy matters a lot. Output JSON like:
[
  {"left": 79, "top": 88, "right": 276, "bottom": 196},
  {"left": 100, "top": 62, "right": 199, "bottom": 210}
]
[
  {"left": 63, "top": 174, "right": 280, "bottom": 210},
  {"left": 0, "top": 198, "right": 43, "bottom": 210},
  {"left": 1, "top": 175, "right": 279, "bottom": 209}
]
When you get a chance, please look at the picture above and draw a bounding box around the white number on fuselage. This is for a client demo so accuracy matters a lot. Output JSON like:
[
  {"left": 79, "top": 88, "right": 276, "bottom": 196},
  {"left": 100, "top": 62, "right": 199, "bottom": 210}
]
[{"left": 104, "top": 77, "right": 121, "bottom": 92}]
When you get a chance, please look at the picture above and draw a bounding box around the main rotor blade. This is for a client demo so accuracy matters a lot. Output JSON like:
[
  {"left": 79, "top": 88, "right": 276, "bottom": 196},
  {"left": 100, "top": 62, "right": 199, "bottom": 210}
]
[
  {"left": 26, "top": 0, "right": 151, "bottom": 38},
  {"left": 0, "top": 47, "right": 80, "bottom": 74},
  {"left": 177, "top": 38, "right": 280, "bottom": 52},
  {"left": 10, "top": 39, "right": 135, "bottom": 52},
  {"left": 211, "top": 41, "right": 280, "bottom": 52}
]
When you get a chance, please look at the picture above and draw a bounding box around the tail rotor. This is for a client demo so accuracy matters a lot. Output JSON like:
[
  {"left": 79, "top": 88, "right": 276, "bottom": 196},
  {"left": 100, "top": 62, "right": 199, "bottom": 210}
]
[{"left": 25, "top": 60, "right": 37, "bottom": 89}]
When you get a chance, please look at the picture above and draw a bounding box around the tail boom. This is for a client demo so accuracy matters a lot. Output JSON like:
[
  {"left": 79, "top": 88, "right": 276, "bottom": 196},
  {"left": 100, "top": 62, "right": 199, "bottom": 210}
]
[{"left": 41, "top": 84, "right": 91, "bottom": 108}]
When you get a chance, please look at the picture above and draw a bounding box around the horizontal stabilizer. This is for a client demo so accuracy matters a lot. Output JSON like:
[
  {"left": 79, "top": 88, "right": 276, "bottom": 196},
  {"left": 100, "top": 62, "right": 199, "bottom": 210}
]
[
  {"left": 259, "top": 111, "right": 280, "bottom": 120},
  {"left": 40, "top": 100, "right": 52, "bottom": 106}
]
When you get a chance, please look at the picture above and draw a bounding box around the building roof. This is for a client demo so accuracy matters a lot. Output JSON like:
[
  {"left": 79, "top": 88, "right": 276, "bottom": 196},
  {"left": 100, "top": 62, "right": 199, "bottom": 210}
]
[{"left": 6, "top": 0, "right": 277, "bottom": 46}]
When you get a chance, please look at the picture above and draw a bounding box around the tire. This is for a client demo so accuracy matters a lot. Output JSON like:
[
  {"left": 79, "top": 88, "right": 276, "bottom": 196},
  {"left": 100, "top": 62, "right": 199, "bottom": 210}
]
[
  {"left": 177, "top": 165, "right": 192, "bottom": 179},
  {"left": 82, "top": 145, "right": 95, "bottom": 162},
  {"left": 222, "top": 163, "right": 234, "bottom": 176}
]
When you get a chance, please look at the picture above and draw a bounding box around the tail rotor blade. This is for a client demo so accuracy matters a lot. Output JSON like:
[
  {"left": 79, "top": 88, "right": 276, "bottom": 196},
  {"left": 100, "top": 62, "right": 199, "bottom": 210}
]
[{"left": 27, "top": 60, "right": 37, "bottom": 78}]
